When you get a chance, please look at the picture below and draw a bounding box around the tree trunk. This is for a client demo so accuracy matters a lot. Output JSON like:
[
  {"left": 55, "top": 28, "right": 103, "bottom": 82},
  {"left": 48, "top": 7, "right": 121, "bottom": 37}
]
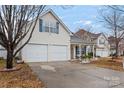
[
  {"left": 115, "top": 42, "right": 118, "bottom": 57},
  {"left": 6, "top": 50, "right": 13, "bottom": 69}
]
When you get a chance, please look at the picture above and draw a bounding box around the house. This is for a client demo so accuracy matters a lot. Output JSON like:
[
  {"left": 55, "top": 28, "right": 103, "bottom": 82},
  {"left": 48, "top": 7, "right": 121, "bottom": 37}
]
[
  {"left": 0, "top": 46, "right": 6, "bottom": 59},
  {"left": 21, "top": 9, "right": 71, "bottom": 62},
  {"left": 108, "top": 36, "right": 124, "bottom": 56},
  {"left": 70, "top": 29, "right": 110, "bottom": 59},
  {"left": 0, "top": 9, "right": 71, "bottom": 62},
  {"left": 118, "top": 39, "right": 124, "bottom": 56},
  {"left": 108, "top": 36, "right": 116, "bottom": 55},
  {"left": 0, "top": 9, "right": 110, "bottom": 62}
]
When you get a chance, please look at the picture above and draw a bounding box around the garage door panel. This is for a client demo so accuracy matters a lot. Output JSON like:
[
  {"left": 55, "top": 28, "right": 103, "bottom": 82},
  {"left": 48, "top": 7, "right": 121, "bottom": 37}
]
[
  {"left": 22, "top": 44, "right": 47, "bottom": 62},
  {"left": 50, "top": 45, "right": 67, "bottom": 61},
  {"left": 96, "top": 49, "right": 109, "bottom": 57}
]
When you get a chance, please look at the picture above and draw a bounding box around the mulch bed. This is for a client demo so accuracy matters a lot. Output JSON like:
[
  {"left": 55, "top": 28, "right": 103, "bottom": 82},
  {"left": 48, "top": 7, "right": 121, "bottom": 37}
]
[
  {"left": 0, "top": 60, "right": 45, "bottom": 88},
  {"left": 0, "top": 64, "right": 22, "bottom": 72},
  {"left": 90, "top": 57, "right": 124, "bottom": 72}
]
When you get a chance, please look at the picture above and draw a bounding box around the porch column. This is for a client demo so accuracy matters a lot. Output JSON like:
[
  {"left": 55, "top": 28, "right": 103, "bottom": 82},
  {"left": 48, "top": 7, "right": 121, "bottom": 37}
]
[
  {"left": 73, "top": 45, "right": 76, "bottom": 59},
  {"left": 86, "top": 45, "right": 88, "bottom": 55},
  {"left": 92, "top": 45, "right": 95, "bottom": 59},
  {"left": 79, "top": 45, "right": 82, "bottom": 59}
]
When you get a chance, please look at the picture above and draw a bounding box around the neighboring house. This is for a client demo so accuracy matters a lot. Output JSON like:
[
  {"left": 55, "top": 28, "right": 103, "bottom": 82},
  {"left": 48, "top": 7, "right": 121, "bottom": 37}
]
[
  {"left": 0, "top": 45, "right": 6, "bottom": 59},
  {"left": 0, "top": 9, "right": 71, "bottom": 62},
  {"left": 108, "top": 36, "right": 116, "bottom": 55},
  {"left": 70, "top": 29, "right": 110, "bottom": 59},
  {"left": 108, "top": 36, "right": 124, "bottom": 56},
  {"left": 118, "top": 39, "right": 124, "bottom": 56}
]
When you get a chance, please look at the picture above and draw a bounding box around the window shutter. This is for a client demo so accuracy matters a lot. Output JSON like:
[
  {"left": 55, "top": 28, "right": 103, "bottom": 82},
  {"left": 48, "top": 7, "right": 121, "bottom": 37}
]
[
  {"left": 39, "top": 19, "right": 43, "bottom": 32},
  {"left": 56, "top": 22, "right": 59, "bottom": 34}
]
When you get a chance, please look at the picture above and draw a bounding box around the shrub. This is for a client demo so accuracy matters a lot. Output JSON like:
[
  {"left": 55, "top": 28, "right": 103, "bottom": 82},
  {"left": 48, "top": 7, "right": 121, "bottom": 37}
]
[
  {"left": 88, "top": 52, "right": 93, "bottom": 56},
  {"left": 96, "top": 56, "right": 101, "bottom": 58},
  {"left": 88, "top": 52, "right": 93, "bottom": 58},
  {"left": 82, "top": 52, "right": 93, "bottom": 60}
]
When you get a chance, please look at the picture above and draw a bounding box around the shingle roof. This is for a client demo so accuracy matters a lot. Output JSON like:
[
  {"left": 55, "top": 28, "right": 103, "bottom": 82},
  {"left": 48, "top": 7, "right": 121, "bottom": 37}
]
[
  {"left": 75, "top": 29, "right": 101, "bottom": 40},
  {"left": 70, "top": 29, "right": 99, "bottom": 44},
  {"left": 70, "top": 34, "right": 82, "bottom": 44}
]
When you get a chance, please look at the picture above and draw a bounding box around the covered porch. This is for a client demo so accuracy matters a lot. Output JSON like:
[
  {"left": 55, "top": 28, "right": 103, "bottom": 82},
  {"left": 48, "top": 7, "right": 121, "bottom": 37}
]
[
  {"left": 70, "top": 35, "right": 95, "bottom": 60},
  {"left": 70, "top": 44, "right": 95, "bottom": 59}
]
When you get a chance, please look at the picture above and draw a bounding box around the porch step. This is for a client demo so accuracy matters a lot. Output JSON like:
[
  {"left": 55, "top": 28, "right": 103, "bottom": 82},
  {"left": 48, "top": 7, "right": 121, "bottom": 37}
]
[{"left": 70, "top": 59, "right": 81, "bottom": 63}]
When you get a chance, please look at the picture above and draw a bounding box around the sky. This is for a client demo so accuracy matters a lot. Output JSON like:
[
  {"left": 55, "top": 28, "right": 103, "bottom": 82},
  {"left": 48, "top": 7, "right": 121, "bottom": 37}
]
[{"left": 46, "top": 5, "right": 110, "bottom": 35}]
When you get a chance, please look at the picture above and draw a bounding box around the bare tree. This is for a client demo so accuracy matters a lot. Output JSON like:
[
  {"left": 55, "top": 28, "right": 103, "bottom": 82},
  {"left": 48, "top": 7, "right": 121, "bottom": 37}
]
[
  {"left": 108, "top": 6, "right": 124, "bottom": 13},
  {"left": 99, "top": 6, "right": 124, "bottom": 57},
  {"left": 0, "top": 5, "right": 45, "bottom": 69},
  {"left": 84, "top": 25, "right": 93, "bottom": 33}
]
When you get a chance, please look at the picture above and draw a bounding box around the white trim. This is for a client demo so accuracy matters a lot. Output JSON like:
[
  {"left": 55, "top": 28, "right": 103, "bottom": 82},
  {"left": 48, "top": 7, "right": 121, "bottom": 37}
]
[
  {"left": 27, "top": 43, "right": 68, "bottom": 46},
  {"left": 27, "top": 43, "right": 48, "bottom": 46}
]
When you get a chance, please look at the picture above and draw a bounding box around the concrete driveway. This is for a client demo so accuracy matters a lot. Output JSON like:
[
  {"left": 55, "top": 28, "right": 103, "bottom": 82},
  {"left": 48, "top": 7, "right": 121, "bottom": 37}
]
[{"left": 28, "top": 62, "right": 124, "bottom": 88}]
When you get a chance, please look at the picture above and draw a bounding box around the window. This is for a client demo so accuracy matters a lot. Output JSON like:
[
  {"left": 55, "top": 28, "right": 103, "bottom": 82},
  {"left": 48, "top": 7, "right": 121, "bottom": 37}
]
[
  {"left": 49, "top": 22, "right": 58, "bottom": 33},
  {"left": 76, "top": 46, "right": 79, "bottom": 55},
  {"left": 50, "top": 27, "right": 57, "bottom": 33},
  {"left": 99, "top": 38, "right": 105, "bottom": 44},
  {"left": 44, "top": 26, "right": 49, "bottom": 32},
  {"left": 39, "top": 19, "right": 43, "bottom": 32},
  {"left": 39, "top": 19, "right": 59, "bottom": 34}
]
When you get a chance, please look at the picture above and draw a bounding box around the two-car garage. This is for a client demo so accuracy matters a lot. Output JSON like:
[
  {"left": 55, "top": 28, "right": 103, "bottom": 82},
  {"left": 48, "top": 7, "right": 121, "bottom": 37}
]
[
  {"left": 22, "top": 44, "right": 68, "bottom": 62},
  {"left": 20, "top": 9, "right": 71, "bottom": 62}
]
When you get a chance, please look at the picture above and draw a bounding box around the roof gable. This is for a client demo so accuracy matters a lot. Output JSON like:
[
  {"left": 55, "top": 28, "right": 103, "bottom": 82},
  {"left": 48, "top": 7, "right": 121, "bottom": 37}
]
[
  {"left": 39, "top": 9, "right": 71, "bottom": 34},
  {"left": 75, "top": 29, "right": 102, "bottom": 40}
]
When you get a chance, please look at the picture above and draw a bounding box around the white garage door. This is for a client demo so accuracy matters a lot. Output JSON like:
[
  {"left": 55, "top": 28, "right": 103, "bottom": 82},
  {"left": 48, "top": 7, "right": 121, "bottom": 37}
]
[
  {"left": 50, "top": 45, "right": 67, "bottom": 61},
  {"left": 96, "top": 50, "right": 109, "bottom": 57},
  {"left": 22, "top": 44, "right": 47, "bottom": 62}
]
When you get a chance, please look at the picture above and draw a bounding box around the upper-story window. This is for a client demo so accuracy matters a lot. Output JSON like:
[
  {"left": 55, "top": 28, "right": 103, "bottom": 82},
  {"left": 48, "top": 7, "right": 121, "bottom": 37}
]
[
  {"left": 99, "top": 37, "right": 105, "bottom": 44},
  {"left": 39, "top": 19, "right": 59, "bottom": 34},
  {"left": 82, "top": 35, "right": 91, "bottom": 42}
]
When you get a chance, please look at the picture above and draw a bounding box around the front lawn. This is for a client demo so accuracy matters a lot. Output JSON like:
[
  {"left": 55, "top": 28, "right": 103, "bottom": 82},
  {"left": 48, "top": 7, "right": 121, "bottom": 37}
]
[
  {"left": 0, "top": 60, "right": 45, "bottom": 88},
  {"left": 90, "top": 57, "right": 124, "bottom": 72}
]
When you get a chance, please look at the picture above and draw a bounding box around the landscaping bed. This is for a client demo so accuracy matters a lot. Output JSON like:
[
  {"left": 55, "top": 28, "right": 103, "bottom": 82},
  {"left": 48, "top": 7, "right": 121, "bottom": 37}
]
[
  {"left": 0, "top": 60, "right": 45, "bottom": 88},
  {"left": 90, "top": 57, "right": 124, "bottom": 72}
]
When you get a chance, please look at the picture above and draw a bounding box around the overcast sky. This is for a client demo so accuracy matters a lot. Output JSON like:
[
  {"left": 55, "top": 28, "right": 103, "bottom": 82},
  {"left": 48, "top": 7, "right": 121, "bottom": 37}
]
[{"left": 47, "top": 5, "right": 110, "bottom": 35}]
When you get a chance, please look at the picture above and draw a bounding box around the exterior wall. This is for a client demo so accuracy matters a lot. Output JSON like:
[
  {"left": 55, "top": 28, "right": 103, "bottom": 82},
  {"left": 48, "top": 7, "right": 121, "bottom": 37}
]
[
  {"left": 96, "top": 34, "right": 110, "bottom": 57},
  {"left": 118, "top": 39, "right": 124, "bottom": 56},
  {"left": 110, "top": 49, "right": 116, "bottom": 55},
  {"left": 0, "top": 45, "right": 21, "bottom": 59},
  {"left": 22, "top": 12, "right": 70, "bottom": 61},
  {"left": 97, "top": 35, "right": 109, "bottom": 48}
]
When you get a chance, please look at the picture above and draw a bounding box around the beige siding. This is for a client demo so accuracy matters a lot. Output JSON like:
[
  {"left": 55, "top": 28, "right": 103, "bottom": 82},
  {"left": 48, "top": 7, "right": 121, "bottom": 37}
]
[{"left": 22, "top": 12, "right": 70, "bottom": 60}]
